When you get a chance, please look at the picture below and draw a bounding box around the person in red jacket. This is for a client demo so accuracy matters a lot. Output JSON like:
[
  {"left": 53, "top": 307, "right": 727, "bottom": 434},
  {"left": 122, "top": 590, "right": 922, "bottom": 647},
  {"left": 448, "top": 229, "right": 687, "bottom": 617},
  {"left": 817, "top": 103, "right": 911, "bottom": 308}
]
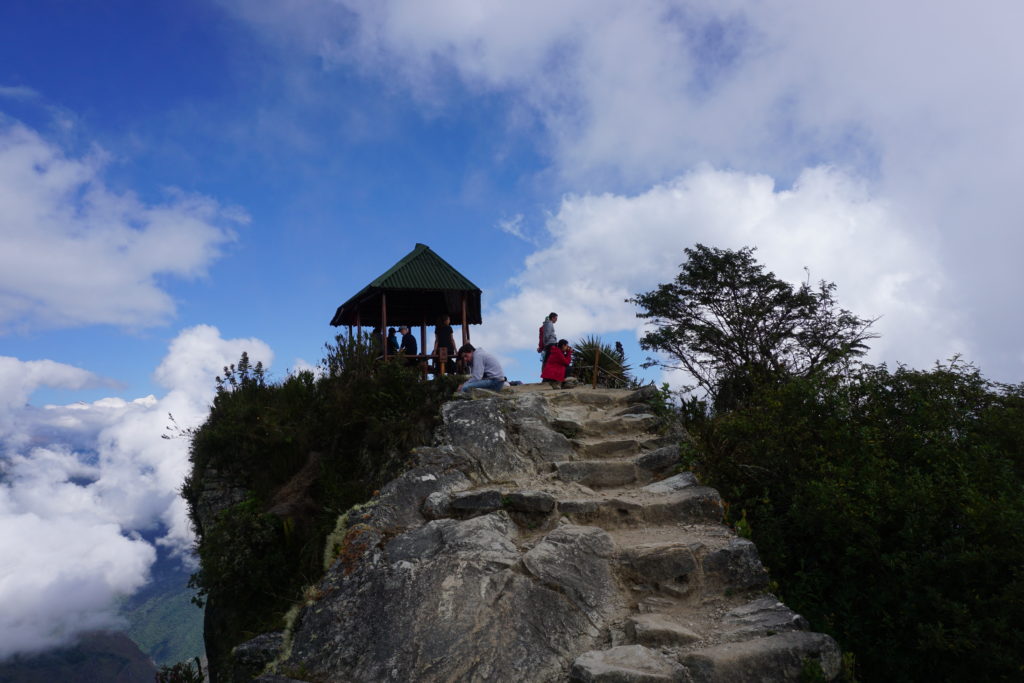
[{"left": 541, "top": 339, "right": 572, "bottom": 388}]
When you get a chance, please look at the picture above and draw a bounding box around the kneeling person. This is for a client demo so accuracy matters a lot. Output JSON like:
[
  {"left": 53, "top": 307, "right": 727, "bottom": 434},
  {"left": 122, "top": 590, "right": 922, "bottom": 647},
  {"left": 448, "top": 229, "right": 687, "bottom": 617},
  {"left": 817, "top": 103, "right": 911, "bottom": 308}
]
[
  {"left": 457, "top": 344, "right": 505, "bottom": 393},
  {"left": 541, "top": 339, "right": 572, "bottom": 388}
]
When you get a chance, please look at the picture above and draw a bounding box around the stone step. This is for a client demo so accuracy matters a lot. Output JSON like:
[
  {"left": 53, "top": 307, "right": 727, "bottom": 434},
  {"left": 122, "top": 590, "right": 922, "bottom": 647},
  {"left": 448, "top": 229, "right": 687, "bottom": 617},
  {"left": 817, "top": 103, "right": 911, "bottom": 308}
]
[
  {"left": 550, "top": 453, "right": 684, "bottom": 489},
  {"left": 580, "top": 413, "right": 660, "bottom": 438},
  {"left": 570, "top": 644, "right": 684, "bottom": 682},
  {"left": 633, "top": 446, "right": 681, "bottom": 478},
  {"left": 717, "top": 597, "right": 809, "bottom": 642},
  {"left": 617, "top": 540, "right": 701, "bottom": 597},
  {"left": 615, "top": 535, "right": 769, "bottom": 599},
  {"left": 555, "top": 460, "right": 638, "bottom": 488},
  {"left": 626, "top": 614, "right": 702, "bottom": 648},
  {"left": 444, "top": 489, "right": 557, "bottom": 518},
  {"left": 700, "top": 538, "right": 770, "bottom": 593},
  {"left": 547, "top": 389, "right": 626, "bottom": 408},
  {"left": 573, "top": 438, "right": 641, "bottom": 459},
  {"left": 581, "top": 436, "right": 672, "bottom": 459},
  {"left": 679, "top": 631, "right": 842, "bottom": 682},
  {"left": 639, "top": 472, "right": 697, "bottom": 494},
  {"left": 558, "top": 486, "right": 723, "bottom": 529}
]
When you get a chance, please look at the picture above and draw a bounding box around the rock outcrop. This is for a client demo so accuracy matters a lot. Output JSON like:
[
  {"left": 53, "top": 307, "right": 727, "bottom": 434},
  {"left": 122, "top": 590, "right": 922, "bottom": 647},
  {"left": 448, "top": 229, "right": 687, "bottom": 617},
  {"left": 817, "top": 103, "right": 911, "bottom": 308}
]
[{"left": 250, "top": 385, "right": 840, "bottom": 682}]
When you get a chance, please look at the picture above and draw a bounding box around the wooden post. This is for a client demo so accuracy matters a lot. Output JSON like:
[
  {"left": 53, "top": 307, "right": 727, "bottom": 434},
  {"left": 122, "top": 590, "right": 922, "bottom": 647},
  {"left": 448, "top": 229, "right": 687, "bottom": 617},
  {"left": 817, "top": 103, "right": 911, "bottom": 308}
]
[
  {"left": 418, "top": 317, "right": 427, "bottom": 380},
  {"left": 381, "top": 294, "right": 388, "bottom": 359},
  {"left": 592, "top": 345, "right": 600, "bottom": 389},
  {"left": 461, "top": 293, "right": 469, "bottom": 346},
  {"left": 439, "top": 347, "right": 447, "bottom": 376},
  {"left": 356, "top": 311, "right": 361, "bottom": 340},
  {"left": 347, "top": 325, "right": 352, "bottom": 341}
]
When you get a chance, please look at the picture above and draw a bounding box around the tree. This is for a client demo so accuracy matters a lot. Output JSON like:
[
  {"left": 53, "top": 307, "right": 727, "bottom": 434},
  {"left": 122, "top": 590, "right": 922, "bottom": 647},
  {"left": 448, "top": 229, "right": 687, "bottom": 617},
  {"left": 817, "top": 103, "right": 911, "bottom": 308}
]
[{"left": 630, "top": 244, "right": 876, "bottom": 407}]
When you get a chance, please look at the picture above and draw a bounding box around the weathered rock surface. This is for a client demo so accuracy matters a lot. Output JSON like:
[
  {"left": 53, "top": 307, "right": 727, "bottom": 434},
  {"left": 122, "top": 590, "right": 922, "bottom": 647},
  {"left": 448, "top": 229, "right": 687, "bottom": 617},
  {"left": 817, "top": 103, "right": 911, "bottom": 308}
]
[
  {"left": 286, "top": 513, "right": 614, "bottom": 681},
  {"left": 505, "top": 489, "right": 557, "bottom": 513},
  {"left": 634, "top": 446, "right": 680, "bottom": 478},
  {"left": 230, "top": 631, "right": 284, "bottom": 682},
  {"left": 570, "top": 644, "right": 684, "bottom": 682},
  {"left": 268, "top": 385, "right": 840, "bottom": 682},
  {"left": 626, "top": 614, "right": 702, "bottom": 647},
  {"left": 641, "top": 472, "right": 697, "bottom": 494},
  {"left": 680, "top": 631, "right": 842, "bottom": 682},
  {"left": 721, "top": 597, "right": 810, "bottom": 641}
]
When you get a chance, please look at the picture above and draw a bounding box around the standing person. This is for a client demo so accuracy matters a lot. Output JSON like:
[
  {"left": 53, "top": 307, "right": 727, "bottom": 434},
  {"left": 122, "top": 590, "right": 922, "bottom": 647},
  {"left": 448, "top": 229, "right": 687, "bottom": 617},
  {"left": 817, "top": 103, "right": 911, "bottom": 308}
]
[
  {"left": 457, "top": 343, "right": 506, "bottom": 393},
  {"left": 538, "top": 312, "right": 558, "bottom": 363},
  {"left": 432, "top": 314, "right": 457, "bottom": 374},
  {"left": 370, "top": 327, "right": 383, "bottom": 355},
  {"left": 399, "top": 325, "right": 418, "bottom": 367},
  {"left": 386, "top": 327, "right": 399, "bottom": 356},
  {"left": 541, "top": 339, "right": 573, "bottom": 388}
]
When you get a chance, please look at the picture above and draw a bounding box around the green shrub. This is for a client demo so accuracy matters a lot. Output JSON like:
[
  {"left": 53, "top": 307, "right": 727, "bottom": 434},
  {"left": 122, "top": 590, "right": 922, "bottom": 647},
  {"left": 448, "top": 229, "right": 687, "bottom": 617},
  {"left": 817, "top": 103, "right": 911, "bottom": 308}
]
[
  {"left": 156, "top": 657, "right": 204, "bottom": 683},
  {"left": 569, "top": 335, "right": 636, "bottom": 388},
  {"left": 687, "top": 360, "right": 1024, "bottom": 681}
]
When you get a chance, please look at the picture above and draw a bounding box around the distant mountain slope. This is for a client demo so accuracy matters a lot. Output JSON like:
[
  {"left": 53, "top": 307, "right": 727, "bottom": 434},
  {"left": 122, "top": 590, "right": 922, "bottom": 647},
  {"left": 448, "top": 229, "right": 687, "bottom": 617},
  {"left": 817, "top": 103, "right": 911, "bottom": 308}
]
[
  {"left": 120, "top": 546, "right": 205, "bottom": 666},
  {"left": 0, "top": 631, "right": 156, "bottom": 683}
]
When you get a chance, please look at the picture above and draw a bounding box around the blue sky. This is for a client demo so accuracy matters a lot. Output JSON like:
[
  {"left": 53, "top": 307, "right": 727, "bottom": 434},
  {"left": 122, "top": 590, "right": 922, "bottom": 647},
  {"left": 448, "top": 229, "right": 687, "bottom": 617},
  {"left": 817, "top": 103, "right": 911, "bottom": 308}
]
[
  {"left": 0, "top": 0, "right": 556, "bottom": 403},
  {"left": 3, "top": 0, "right": 1024, "bottom": 659}
]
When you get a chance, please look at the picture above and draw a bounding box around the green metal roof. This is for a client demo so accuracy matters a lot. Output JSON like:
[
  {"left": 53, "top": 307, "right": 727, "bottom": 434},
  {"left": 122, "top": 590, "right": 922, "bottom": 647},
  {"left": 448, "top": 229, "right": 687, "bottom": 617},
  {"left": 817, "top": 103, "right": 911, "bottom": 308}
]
[
  {"left": 329, "top": 244, "right": 483, "bottom": 327},
  {"left": 369, "top": 243, "right": 480, "bottom": 291}
]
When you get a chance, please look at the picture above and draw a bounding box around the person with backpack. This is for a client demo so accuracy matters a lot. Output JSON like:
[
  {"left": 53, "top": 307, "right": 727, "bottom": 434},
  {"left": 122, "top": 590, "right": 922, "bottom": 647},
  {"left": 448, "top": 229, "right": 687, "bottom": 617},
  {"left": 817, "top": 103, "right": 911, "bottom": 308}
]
[{"left": 537, "top": 312, "right": 558, "bottom": 363}]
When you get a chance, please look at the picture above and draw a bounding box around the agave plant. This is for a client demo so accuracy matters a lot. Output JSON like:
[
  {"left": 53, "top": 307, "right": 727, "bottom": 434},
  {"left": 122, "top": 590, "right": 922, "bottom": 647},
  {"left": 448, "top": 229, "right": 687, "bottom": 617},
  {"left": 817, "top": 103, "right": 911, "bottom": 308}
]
[{"left": 569, "top": 335, "right": 636, "bottom": 388}]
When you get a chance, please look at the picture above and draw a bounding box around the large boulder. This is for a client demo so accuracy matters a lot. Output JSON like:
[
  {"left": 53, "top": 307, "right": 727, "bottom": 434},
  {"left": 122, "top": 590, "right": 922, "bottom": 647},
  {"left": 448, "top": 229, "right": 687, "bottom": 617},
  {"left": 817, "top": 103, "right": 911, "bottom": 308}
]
[
  {"left": 442, "top": 399, "right": 533, "bottom": 480},
  {"left": 281, "top": 514, "right": 622, "bottom": 682}
]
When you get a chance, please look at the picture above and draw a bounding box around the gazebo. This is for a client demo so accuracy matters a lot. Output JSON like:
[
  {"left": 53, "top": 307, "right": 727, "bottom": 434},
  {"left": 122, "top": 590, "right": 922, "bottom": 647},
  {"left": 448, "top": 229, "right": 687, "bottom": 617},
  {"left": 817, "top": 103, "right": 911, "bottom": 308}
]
[{"left": 329, "top": 243, "right": 482, "bottom": 363}]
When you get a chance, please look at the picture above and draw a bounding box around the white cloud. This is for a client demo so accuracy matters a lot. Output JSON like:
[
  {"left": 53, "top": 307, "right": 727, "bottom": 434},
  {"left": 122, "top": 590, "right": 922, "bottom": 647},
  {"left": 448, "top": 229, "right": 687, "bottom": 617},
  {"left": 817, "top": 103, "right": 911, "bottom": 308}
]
[
  {"left": 475, "top": 167, "right": 962, "bottom": 374},
  {"left": 0, "top": 119, "right": 245, "bottom": 332},
  {"left": 289, "top": 357, "right": 323, "bottom": 378},
  {"left": 0, "top": 357, "right": 111, "bottom": 450},
  {"left": 0, "top": 85, "right": 39, "bottom": 101},
  {"left": 324, "top": 1, "right": 1024, "bottom": 191},
  {"left": 0, "top": 326, "right": 273, "bottom": 660},
  {"left": 497, "top": 213, "right": 534, "bottom": 244},
  {"left": 0, "top": 503, "right": 155, "bottom": 658}
]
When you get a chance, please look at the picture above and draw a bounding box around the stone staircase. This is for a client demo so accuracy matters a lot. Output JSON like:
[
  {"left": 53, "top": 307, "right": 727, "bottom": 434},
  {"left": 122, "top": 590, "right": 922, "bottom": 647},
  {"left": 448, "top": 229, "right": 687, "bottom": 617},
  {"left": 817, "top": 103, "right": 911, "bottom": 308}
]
[
  {"left": 504, "top": 385, "right": 840, "bottom": 681},
  {"left": 263, "top": 384, "right": 841, "bottom": 682}
]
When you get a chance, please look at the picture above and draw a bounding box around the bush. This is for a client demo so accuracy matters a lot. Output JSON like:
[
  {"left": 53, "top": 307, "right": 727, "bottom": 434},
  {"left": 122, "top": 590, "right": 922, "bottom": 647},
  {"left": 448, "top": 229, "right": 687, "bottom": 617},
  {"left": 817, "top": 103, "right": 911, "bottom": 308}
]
[
  {"left": 156, "top": 657, "right": 204, "bottom": 683},
  {"left": 568, "top": 335, "right": 636, "bottom": 388},
  {"left": 686, "top": 360, "right": 1024, "bottom": 681}
]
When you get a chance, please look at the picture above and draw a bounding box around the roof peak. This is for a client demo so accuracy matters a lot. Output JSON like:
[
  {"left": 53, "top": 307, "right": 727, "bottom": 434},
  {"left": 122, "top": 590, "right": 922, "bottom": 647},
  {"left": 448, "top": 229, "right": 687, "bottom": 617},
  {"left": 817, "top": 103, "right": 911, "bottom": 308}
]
[{"left": 368, "top": 243, "right": 479, "bottom": 291}]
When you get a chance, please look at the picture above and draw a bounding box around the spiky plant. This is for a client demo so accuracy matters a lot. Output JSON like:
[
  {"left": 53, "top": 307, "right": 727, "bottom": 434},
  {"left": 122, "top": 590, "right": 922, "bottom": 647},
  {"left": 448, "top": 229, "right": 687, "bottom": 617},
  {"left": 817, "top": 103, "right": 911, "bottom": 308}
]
[{"left": 568, "top": 335, "right": 636, "bottom": 388}]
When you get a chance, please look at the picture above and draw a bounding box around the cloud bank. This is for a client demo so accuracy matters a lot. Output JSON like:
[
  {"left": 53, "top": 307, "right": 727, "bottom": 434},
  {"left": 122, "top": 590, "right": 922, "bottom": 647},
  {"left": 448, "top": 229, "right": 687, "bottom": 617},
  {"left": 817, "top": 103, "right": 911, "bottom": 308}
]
[
  {"left": 473, "top": 166, "right": 961, "bottom": 375},
  {"left": 0, "top": 326, "right": 272, "bottom": 660},
  {"left": 0, "top": 119, "right": 245, "bottom": 332}
]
